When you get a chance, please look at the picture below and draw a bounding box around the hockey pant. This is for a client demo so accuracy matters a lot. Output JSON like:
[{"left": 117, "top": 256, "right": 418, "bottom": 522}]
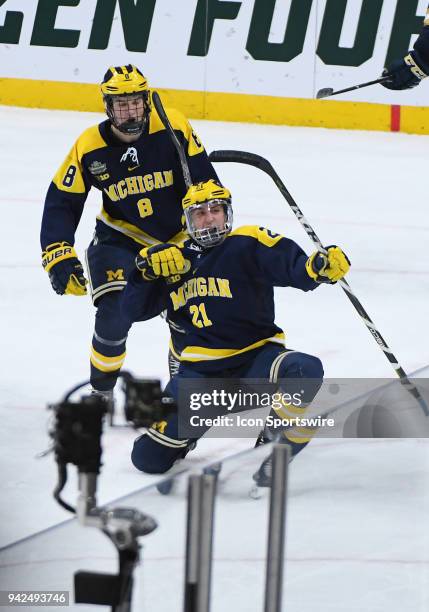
[
  {"left": 131, "top": 344, "right": 324, "bottom": 473},
  {"left": 86, "top": 225, "right": 138, "bottom": 390},
  {"left": 86, "top": 224, "right": 180, "bottom": 390}
]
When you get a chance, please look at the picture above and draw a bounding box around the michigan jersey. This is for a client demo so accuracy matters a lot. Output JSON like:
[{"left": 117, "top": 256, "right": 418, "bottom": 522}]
[
  {"left": 122, "top": 226, "right": 319, "bottom": 372},
  {"left": 40, "top": 107, "right": 218, "bottom": 249}
]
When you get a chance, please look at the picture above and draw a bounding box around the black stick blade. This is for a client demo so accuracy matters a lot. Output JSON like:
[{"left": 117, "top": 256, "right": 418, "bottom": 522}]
[{"left": 316, "top": 88, "right": 334, "bottom": 99}]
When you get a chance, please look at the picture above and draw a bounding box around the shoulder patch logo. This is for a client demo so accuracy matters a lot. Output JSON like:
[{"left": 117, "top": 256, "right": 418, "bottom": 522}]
[{"left": 88, "top": 160, "right": 107, "bottom": 176}]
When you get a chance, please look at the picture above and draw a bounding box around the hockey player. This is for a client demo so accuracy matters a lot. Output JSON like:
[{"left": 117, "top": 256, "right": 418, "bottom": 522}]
[
  {"left": 121, "top": 180, "right": 350, "bottom": 481},
  {"left": 40, "top": 65, "right": 218, "bottom": 398},
  {"left": 382, "top": 4, "right": 429, "bottom": 90}
]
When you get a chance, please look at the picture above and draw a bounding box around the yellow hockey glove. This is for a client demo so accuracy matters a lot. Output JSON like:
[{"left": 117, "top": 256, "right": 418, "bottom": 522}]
[
  {"left": 136, "top": 243, "right": 185, "bottom": 279},
  {"left": 306, "top": 245, "right": 350, "bottom": 284},
  {"left": 42, "top": 242, "right": 88, "bottom": 295}
]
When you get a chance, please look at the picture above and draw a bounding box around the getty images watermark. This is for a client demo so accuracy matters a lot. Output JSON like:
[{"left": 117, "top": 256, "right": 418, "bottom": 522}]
[
  {"left": 178, "top": 380, "right": 337, "bottom": 438},
  {"left": 189, "top": 388, "right": 302, "bottom": 411},
  {"left": 177, "top": 377, "right": 429, "bottom": 439},
  {"left": 188, "top": 389, "right": 334, "bottom": 428}
]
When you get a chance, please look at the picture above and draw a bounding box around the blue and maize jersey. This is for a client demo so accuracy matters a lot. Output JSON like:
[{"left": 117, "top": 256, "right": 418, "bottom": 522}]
[
  {"left": 40, "top": 106, "right": 218, "bottom": 250},
  {"left": 122, "top": 226, "right": 319, "bottom": 373}
]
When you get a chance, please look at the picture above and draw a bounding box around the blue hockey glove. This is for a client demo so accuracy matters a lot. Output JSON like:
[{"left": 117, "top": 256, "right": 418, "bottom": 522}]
[{"left": 382, "top": 50, "right": 429, "bottom": 90}]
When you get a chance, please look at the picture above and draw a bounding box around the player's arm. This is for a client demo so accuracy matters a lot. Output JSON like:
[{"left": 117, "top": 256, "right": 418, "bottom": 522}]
[
  {"left": 40, "top": 139, "right": 90, "bottom": 295},
  {"left": 252, "top": 227, "right": 349, "bottom": 289},
  {"left": 167, "top": 109, "right": 219, "bottom": 182},
  {"left": 120, "top": 243, "right": 183, "bottom": 322},
  {"left": 382, "top": 6, "right": 429, "bottom": 90}
]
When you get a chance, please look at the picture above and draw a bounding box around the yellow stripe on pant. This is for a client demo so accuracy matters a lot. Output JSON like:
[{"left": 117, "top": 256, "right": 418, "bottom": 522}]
[
  {"left": 90, "top": 347, "right": 126, "bottom": 373},
  {"left": 272, "top": 400, "right": 318, "bottom": 447},
  {"left": 284, "top": 426, "right": 318, "bottom": 444}
]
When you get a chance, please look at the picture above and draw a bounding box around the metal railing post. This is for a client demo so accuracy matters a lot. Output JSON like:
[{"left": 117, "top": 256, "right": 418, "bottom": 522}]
[
  {"left": 264, "top": 444, "right": 291, "bottom": 612},
  {"left": 184, "top": 473, "right": 217, "bottom": 612}
]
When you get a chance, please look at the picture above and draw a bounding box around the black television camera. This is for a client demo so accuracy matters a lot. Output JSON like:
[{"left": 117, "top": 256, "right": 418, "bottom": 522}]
[{"left": 49, "top": 372, "right": 173, "bottom": 611}]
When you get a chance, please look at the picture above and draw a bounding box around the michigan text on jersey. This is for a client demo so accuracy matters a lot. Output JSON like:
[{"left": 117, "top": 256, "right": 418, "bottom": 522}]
[
  {"left": 169, "top": 277, "right": 233, "bottom": 310},
  {"left": 104, "top": 170, "right": 174, "bottom": 201}
]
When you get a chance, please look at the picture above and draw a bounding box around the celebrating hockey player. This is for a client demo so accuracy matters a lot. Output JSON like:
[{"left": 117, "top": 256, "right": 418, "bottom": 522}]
[
  {"left": 382, "top": 4, "right": 429, "bottom": 90},
  {"left": 121, "top": 179, "right": 350, "bottom": 484},
  {"left": 40, "top": 65, "right": 218, "bottom": 401}
]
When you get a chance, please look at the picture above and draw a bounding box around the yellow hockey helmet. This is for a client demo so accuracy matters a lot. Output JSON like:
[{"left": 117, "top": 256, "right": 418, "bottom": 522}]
[
  {"left": 182, "top": 180, "right": 233, "bottom": 248},
  {"left": 101, "top": 64, "right": 149, "bottom": 96},
  {"left": 101, "top": 65, "right": 151, "bottom": 135}
]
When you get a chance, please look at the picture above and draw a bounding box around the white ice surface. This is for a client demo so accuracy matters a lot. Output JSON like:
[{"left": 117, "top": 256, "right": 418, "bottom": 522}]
[{"left": 0, "top": 106, "right": 428, "bottom": 609}]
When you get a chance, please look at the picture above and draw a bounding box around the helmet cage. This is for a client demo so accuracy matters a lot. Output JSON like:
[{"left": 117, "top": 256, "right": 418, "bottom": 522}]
[
  {"left": 104, "top": 91, "right": 151, "bottom": 135},
  {"left": 185, "top": 199, "right": 233, "bottom": 248}
]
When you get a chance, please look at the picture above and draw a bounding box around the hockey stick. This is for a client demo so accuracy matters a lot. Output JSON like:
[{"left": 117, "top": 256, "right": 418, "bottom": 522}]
[
  {"left": 209, "top": 149, "right": 428, "bottom": 416},
  {"left": 152, "top": 91, "right": 192, "bottom": 188},
  {"left": 317, "top": 76, "right": 391, "bottom": 99}
]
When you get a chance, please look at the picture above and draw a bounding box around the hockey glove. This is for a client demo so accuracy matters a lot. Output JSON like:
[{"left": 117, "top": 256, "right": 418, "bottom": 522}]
[
  {"left": 42, "top": 242, "right": 88, "bottom": 296},
  {"left": 136, "top": 243, "right": 185, "bottom": 279},
  {"left": 306, "top": 245, "right": 350, "bottom": 284},
  {"left": 382, "top": 50, "right": 429, "bottom": 90}
]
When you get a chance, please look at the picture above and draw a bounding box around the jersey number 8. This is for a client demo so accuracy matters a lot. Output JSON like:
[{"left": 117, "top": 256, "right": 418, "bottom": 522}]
[
  {"left": 137, "top": 198, "right": 153, "bottom": 219},
  {"left": 62, "top": 165, "right": 77, "bottom": 188}
]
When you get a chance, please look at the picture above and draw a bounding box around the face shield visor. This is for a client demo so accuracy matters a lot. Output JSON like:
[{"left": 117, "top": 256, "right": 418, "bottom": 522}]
[{"left": 184, "top": 199, "right": 233, "bottom": 248}]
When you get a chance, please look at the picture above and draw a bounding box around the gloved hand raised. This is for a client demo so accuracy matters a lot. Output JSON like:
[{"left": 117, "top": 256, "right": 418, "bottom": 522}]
[
  {"left": 42, "top": 242, "right": 87, "bottom": 295},
  {"left": 136, "top": 243, "right": 185, "bottom": 280},
  {"left": 306, "top": 245, "right": 350, "bottom": 284},
  {"left": 382, "top": 51, "right": 429, "bottom": 90}
]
